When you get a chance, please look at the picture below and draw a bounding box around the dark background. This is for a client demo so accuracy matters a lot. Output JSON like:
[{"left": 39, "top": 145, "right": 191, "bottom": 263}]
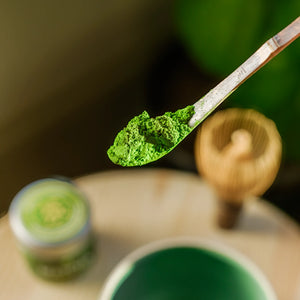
[{"left": 0, "top": 0, "right": 299, "bottom": 223}]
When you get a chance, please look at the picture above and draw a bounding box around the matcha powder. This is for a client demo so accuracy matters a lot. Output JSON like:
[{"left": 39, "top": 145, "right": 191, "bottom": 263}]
[{"left": 107, "top": 105, "right": 196, "bottom": 166}]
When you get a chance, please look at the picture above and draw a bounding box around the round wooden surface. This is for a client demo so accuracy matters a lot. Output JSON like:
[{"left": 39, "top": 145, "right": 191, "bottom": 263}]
[{"left": 0, "top": 169, "right": 300, "bottom": 300}]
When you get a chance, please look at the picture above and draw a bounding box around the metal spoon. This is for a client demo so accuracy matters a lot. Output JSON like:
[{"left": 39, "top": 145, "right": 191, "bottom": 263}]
[
  {"left": 108, "top": 17, "right": 300, "bottom": 166},
  {"left": 189, "top": 16, "right": 300, "bottom": 127}
]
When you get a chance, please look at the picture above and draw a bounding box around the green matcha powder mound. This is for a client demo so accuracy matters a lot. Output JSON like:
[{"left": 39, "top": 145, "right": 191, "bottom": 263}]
[{"left": 107, "top": 105, "right": 195, "bottom": 166}]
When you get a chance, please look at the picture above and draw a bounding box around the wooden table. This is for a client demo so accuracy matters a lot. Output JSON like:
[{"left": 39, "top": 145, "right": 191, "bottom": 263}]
[{"left": 1, "top": 169, "right": 300, "bottom": 300}]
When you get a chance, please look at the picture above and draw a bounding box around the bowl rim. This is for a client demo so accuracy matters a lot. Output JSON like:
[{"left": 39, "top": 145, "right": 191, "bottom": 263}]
[{"left": 99, "top": 236, "right": 277, "bottom": 300}]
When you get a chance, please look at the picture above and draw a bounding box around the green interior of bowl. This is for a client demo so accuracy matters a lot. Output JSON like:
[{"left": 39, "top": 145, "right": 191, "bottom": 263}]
[{"left": 112, "top": 247, "right": 269, "bottom": 300}]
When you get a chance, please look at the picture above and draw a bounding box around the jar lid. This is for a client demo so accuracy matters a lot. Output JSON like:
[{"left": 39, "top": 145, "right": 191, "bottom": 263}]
[{"left": 9, "top": 178, "right": 90, "bottom": 248}]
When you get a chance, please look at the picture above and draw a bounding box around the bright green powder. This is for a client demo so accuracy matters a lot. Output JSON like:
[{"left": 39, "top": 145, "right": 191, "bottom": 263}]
[{"left": 107, "top": 105, "right": 195, "bottom": 166}]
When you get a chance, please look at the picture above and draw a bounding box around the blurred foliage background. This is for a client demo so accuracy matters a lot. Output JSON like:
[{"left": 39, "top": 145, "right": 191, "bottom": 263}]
[
  {"left": 0, "top": 0, "right": 299, "bottom": 221},
  {"left": 174, "top": 0, "right": 300, "bottom": 162}
]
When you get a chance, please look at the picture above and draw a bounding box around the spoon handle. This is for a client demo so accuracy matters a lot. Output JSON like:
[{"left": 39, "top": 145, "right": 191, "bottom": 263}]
[{"left": 189, "top": 16, "right": 300, "bottom": 127}]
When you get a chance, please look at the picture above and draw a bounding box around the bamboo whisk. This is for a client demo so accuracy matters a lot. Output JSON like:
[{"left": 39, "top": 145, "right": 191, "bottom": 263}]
[{"left": 195, "top": 108, "right": 282, "bottom": 228}]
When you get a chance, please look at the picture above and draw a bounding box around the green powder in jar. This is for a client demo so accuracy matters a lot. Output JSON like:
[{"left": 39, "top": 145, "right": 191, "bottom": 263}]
[{"left": 107, "top": 105, "right": 195, "bottom": 166}]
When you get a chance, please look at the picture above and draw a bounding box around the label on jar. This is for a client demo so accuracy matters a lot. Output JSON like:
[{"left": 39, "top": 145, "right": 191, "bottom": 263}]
[{"left": 24, "top": 238, "right": 95, "bottom": 281}]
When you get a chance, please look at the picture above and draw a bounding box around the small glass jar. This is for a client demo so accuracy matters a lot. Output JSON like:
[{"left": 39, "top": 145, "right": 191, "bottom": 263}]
[{"left": 9, "top": 178, "right": 95, "bottom": 281}]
